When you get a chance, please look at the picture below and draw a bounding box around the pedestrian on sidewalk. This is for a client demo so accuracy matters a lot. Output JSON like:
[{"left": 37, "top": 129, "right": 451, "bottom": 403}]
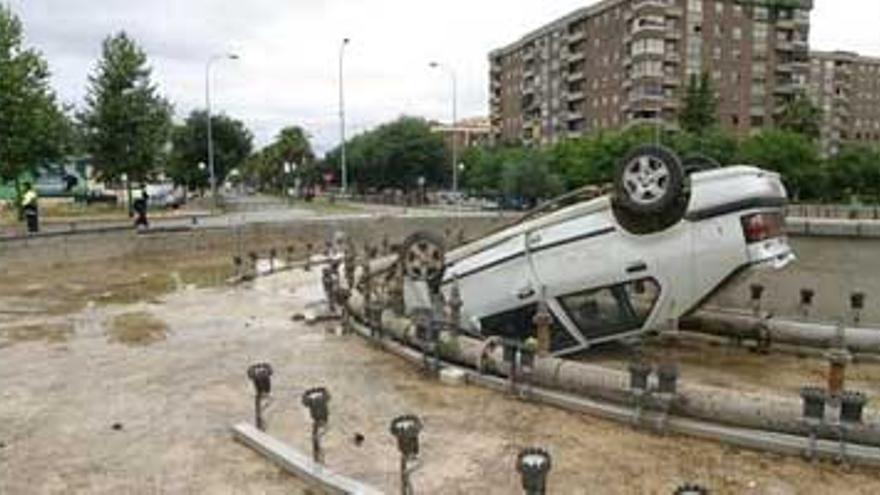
[
  {"left": 21, "top": 182, "right": 39, "bottom": 234},
  {"left": 133, "top": 186, "right": 150, "bottom": 230}
]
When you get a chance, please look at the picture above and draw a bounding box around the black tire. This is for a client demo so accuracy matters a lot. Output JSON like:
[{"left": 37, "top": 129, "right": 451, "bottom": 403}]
[
  {"left": 613, "top": 145, "right": 684, "bottom": 215},
  {"left": 612, "top": 145, "right": 689, "bottom": 235},
  {"left": 400, "top": 231, "right": 446, "bottom": 289}
]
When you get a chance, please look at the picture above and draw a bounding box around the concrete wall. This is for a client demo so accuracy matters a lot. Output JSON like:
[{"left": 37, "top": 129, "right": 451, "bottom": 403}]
[
  {"left": 3, "top": 214, "right": 878, "bottom": 325},
  {"left": 0, "top": 215, "right": 508, "bottom": 272},
  {"left": 711, "top": 234, "right": 880, "bottom": 325}
]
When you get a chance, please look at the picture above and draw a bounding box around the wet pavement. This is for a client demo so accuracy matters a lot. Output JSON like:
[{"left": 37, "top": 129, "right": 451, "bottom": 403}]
[{"left": 3, "top": 269, "right": 880, "bottom": 494}]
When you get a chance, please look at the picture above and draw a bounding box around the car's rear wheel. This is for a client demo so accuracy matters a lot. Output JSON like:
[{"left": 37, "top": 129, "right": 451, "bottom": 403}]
[
  {"left": 612, "top": 145, "right": 689, "bottom": 235},
  {"left": 401, "top": 230, "right": 446, "bottom": 290}
]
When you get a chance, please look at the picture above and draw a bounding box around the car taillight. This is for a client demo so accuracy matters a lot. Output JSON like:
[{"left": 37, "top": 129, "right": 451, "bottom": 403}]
[{"left": 741, "top": 212, "right": 784, "bottom": 244}]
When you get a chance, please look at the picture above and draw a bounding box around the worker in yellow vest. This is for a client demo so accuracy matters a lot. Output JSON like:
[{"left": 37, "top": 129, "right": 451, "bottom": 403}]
[{"left": 21, "top": 182, "right": 39, "bottom": 234}]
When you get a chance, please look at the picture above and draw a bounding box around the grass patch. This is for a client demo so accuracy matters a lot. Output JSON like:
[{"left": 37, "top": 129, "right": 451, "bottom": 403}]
[
  {"left": 0, "top": 322, "right": 74, "bottom": 349},
  {"left": 294, "top": 197, "right": 362, "bottom": 215},
  {"left": 107, "top": 311, "right": 169, "bottom": 347},
  {"left": 96, "top": 273, "right": 176, "bottom": 306}
]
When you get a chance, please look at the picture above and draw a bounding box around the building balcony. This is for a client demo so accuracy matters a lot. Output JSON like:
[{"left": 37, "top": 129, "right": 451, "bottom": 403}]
[
  {"left": 566, "top": 111, "right": 584, "bottom": 121},
  {"left": 663, "top": 75, "right": 681, "bottom": 87},
  {"left": 630, "top": 24, "right": 667, "bottom": 39},
  {"left": 664, "top": 28, "right": 682, "bottom": 41},
  {"left": 568, "top": 30, "right": 586, "bottom": 43},
  {"left": 567, "top": 90, "right": 585, "bottom": 101},
  {"left": 566, "top": 51, "right": 585, "bottom": 63},
  {"left": 664, "top": 51, "right": 681, "bottom": 63},
  {"left": 776, "top": 19, "right": 796, "bottom": 30},
  {"left": 567, "top": 71, "right": 586, "bottom": 82},
  {"left": 667, "top": 5, "right": 683, "bottom": 17},
  {"left": 632, "top": 0, "right": 673, "bottom": 13}
]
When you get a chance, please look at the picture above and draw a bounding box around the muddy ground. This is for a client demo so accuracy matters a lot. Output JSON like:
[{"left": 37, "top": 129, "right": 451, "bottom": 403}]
[{"left": 2, "top": 261, "right": 880, "bottom": 494}]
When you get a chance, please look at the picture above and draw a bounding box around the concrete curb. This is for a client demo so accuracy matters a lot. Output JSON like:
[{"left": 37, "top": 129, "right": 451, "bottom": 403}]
[{"left": 231, "top": 422, "right": 384, "bottom": 495}]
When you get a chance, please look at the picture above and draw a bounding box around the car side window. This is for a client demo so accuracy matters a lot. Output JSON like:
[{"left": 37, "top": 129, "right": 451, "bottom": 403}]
[{"left": 559, "top": 279, "right": 660, "bottom": 338}]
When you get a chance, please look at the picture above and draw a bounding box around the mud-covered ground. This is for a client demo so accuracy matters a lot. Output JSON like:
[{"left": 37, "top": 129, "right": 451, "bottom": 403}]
[{"left": 2, "top": 263, "right": 880, "bottom": 494}]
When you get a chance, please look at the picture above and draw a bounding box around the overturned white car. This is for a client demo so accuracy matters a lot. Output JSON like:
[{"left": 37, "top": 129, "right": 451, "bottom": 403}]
[{"left": 401, "top": 145, "right": 794, "bottom": 357}]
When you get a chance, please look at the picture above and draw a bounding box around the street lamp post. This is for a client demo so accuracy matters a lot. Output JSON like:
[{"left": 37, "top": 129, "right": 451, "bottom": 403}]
[
  {"left": 339, "top": 38, "right": 350, "bottom": 196},
  {"left": 205, "top": 53, "right": 239, "bottom": 210},
  {"left": 429, "top": 61, "right": 458, "bottom": 194}
]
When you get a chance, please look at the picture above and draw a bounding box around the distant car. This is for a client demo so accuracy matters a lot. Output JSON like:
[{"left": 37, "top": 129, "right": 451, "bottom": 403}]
[
  {"left": 401, "top": 145, "right": 794, "bottom": 356},
  {"left": 146, "top": 184, "right": 185, "bottom": 209}
]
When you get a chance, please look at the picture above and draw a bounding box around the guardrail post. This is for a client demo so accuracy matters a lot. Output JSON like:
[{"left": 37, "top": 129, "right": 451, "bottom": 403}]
[
  {"left": 628, "top": 360, "right": 652, "bottom": 426},
  {"left": 800, "top": 288, "right": 815, "bottom": 318},
  {"left": 655, "top": 362, "right": 678, "bottom": 433},
  {"left": 233, "top": 255, "right": 243, "bottom": 279},
  {"left": 837, "top": 390, "right": 868, "bottom": 464},
  {"left": 447, "top": 277, "right": 463, "bottom": 337},
  {"left": 344, "top": 244, "right": 357, "bottom": 290},
  {"left": 749, "top": 284, "right": 764, "bottom": 317},
  {"left": 850, "top": 292, "right": 865, "bottom": 327},
  {"left": 800, "top": 386, "right": 827, "bottom": 461},
  {"left": 248, "top": 251, "right": 259, "bottom": 278},
  {"left": 389, "top": 262, "right": 405, "bottom": 316},
  {"left": 286, "top": 245, "right": 295, "bottom": 266}
]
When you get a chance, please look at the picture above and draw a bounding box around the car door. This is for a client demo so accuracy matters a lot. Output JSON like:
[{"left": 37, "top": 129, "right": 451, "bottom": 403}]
[
  {"left": 450, "top": 232, "right": 534, "bottom": 331},
  {"left": 524, "top": 211, "right": 622, "bottom": 349}
]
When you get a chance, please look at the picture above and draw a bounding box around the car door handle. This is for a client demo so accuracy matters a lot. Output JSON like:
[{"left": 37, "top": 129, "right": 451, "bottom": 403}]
[
  {"left": 517, "top": 287, "right": 536, "bottom": 300},
  {"left": 626, "top": 261, "right": 648, "bottom": 274}
]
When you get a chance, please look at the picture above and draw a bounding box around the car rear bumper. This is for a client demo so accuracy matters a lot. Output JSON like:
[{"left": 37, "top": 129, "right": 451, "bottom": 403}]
[{"left": 747, "top": 236, "right": 796, "bottom": 270}]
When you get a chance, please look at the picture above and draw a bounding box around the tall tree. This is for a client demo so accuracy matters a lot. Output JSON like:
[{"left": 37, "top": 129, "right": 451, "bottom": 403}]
[
  {"left": 679, "top": 72, "right": 718, "bottom": 135},
  {"left": 243, "top": 126, "right": 314, "bottom": 191},
  {"left": 826, "top": 145, "right": 880, "bottom": 203},
  {"left": 167, "top": 110, "right": 253, "bottom": 190},
  {"left": 737, "top": 129, "right": 822, "bottom": 200},
  {"left": 324, "top": 116, "right": 447, "bottom": 192},
  {"left": 500, "top": 149, "right": 563, "bottom": 208},
  {"left": 777, "top": 94, "right": 823, "bottom": 141},
  {"left": 80, "top": 32, "right": 172, "bottom": 192},
  {"left": 0, "top": 5, "right": 68, "bottom": 205}
]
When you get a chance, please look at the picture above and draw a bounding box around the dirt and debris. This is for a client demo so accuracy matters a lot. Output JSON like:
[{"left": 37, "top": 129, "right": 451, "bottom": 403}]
[
  {"left": 107, "top": 312, "right": 169, "bottom": 347},
  {"left": 0, "top": 322, "right": 74, "bottom": 349},
  {"left": 1, "top": 261, "right": 880, "bottom": 494}
]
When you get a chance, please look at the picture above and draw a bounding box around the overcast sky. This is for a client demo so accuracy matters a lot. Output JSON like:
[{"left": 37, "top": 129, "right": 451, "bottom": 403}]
[{"left": 7, "top": 0, "right": 880, "bottom": 155}]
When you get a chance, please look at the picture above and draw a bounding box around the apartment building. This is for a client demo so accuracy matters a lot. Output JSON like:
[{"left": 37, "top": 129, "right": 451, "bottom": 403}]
[
  {"left": 808, "top": 51, "right": 880, "bottom": 156},
  {"left": 489, "top": 0, "right": 814, "bottom": 145}
]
